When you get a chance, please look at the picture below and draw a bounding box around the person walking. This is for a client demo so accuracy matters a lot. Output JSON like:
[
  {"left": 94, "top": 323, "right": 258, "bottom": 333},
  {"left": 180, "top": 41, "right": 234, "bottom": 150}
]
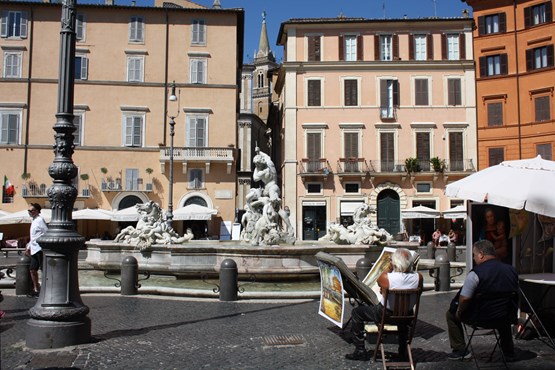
[{"left": 25, "top": 203, "right": 48, "bottom": 298}]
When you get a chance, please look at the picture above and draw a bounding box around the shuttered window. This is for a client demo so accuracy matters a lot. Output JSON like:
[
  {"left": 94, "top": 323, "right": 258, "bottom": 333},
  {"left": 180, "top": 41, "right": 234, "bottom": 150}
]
[
  {"left": 449, "top": 132, "right": 464, "bottom": 171},
  {"left": 525, "top": 2, "right": 553, "bottom": 28},
  {"left": 416, "top": 132, "right": 430, "bottom": 171},
  {"left": 487, "top": 102, "right": 503, "bottom": 127},
  {"left": 344, "top": 132, "right": 359, "bottom": 158},
  {"left": 308, "top": 35, "right": 321, "bottom": 61},
  {"left": 127, "top": 56, "right": 144, "bottom": 82},
  {"left": 3, "top": 52, "right": 21, "bottom": 78},
  {"left": 536, "top": 143, "right": 552, "bottom": 160},
  {"left": 526, "top": 45, "right": 554, "bottom": 71},
  {"left": 73, "top": 114, "right": 83, "bottom": 146},
  {"left": 124, "top": 115, "right": 143, "bottom": 147},
  {"left": 187, "top": 116, "right": 207, "bottom": 147},
  {"left": 380, "top": 79, "right": 399, "bottom": 119},
  {"left": 192, "top": 19, "right": 206, "bottom": 45},
  {"left": 535, "top": 96, "right": 551, "bottom": 122},
  {"left": 414, "top": 78, "right": 428, "bottom": 106},
  {"left": 447, "top": 78, "right": 461, "bottom": 106},
  {"left": 76, "top": 14, "right": 86, "bottom": 41},
  {"left": 488, "top": 147, "right": 504, "bottom": 166},
  {"left": 479, "top": 54, "right": 508, "bottom": 77},
  {"left": 307, "top": 132, "right": 321, "bottom": 160},
  {"left": 478, "top": 13, "right": 506, "bottom": 35},
  {"left": 0, "top": 112, "right": 19, "bottom": 144},
  {"left": 380, "top": 132, "right": 394, "bottom": 171},
  {"left": 307, "top": 80, "right": 321, "bottom": 106},
  {"left": 344, "top": 79, "right": 358, "bottom": 106},
  {"left": 0, "top": 11, "right": 28, "bottom": 38},
  {"left": 75, "top": 55, "right": 88, "bottom": 80},
  {"left": 129, "top": 16, "right": 144, "bottom": 42},
  {"left": 189, "top": 169, "right": 203, "bottom": 189}
]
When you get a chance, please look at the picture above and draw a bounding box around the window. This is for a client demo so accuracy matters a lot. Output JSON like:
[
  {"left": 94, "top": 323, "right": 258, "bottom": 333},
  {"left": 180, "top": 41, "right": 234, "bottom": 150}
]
[
  {"left": 416, "top": 183, "right": 432, "bottom": 193},
  {"left": 525, "top": 2, "right": 553, "bottom": 28},
  {"left": 341, "top": 35, "right": 359, "bottom": 61},
  {"left": 307, "top": 35, "right": 321, "bottom": 61},
  {"left": 125, "top": 168, "right": 139, "bottom": 191},
  {"left": 526, "top": 45, "right": 554, "bottom": 71},
  {"left": 380, "top": 79, "right": 399, "bottom": 118},
  {"left": 380, "top": 35, "right": 393, "bottom": 61},
  {"left": 1, "top": 11, "right": 28, "bottom": 38},
  {"left": 537, "top": 143, "right": 552, "bottom": 160},
  {"left": 344, "top": 79, "right": 358, "bottom": 106},
  {"left": 414, "top": 34, "right": 427, "bottom": 61},
  {"left": 192, "top": 19, "right": 206, "bottom": 45},
  {"left": 343, "top": 131, "right": 359, "bottom": 159},
  {"left": 3, "top": 52, "right": 21, "bottom": 78},
  {"left": 414, "top": 78, "right": 429, "bottom": 106},
  {"left": 416, "top": 132, "right": 430, "bottom": 171},
  {"left": 187, "top": 115, "right": 207, "bottom": 147},
  {"left": 479, "top": 54, "right": 508, "bottom": 77},
  {"left": 447, "top": 78, "right": 462, "bottom": 106},
  {"left": 488, "top": 147, "right": 504, "bottom": 166},
  {"left": 478, "top": 13, "right": 506, "bottom": 35},
  {"left": 73, "top": 113, "right": 83, "bottom": 146},
  {"left": 449, "top": 132, "right": 464, "bottom": 171},
  {"left": 307, "top": 183, "right": 322, "bottom": 194},
  {"left": 307, "top": 79, "right": 322, "bottom": 107},
  {"left": 123, "top": 115, "right": 143, "bottom": 147},
  {"left": 446, "top": 34, "right": 460, "bottom": 60},
  {"left": 535, "top": 95, "right": 550, "bottom": 122},
  {"left": 380, "top": 132, "right": 395, "bottom": 171},
  {"left": 257, "top": 72, "right": 264, "bottom": 88},
  {"left": 306, "top": 131, "right": 322, "bottom": 172},
  {"left": 487, "top": 102, "right": 503, "bottom": 127},
  {"left": 345, "top": 183, "right": 360, "bottom": 193},
  {"left": 190, "top": 58, "right": 207, "bottom": 84},
  {"left": 76, "top": 14, "right": 86, "bottom": 41},
  {"left": 75, "top": 55, "right": 88, "bottom": 80},
  {"left": 0, "top": 111, "right": 19, "bottom": 144},
  {"left": 189, "top": 169, "right": 203, "bottom": 189},
  {"left": 129, "top": 16, "right": 144, "bottom": 42},
  {"left": 127, "top": 56, "right": 144, "bottom": 82}
]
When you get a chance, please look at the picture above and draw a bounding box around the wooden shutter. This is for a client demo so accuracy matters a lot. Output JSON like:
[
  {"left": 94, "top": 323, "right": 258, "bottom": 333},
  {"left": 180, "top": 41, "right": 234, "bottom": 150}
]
[
  {"left": 415, "top": 79, "right": 428, "bottom": 105},
  {"left": 449, "top": 132, "right": 464, "bottom": 170},
  {"left": 416, "top": 132, "right": 430, "bottom": 170},
  {"left": 380, "top": 132, "right": 394, "bottom": 166},
  {"left": 392, "top": 80, "right": 399, "bottom": 107},
  {"left": 488, "top": 147, "right": 504, "bottom": 166},
  {"left": 547, "top": 1, "right": 553, "bottom": 23},
  {"left": 380, "top": 79, "right": 388, "bottom": 107},
  {"left": 500, "top": 53, "right": 508, "bottom": 74},
  {"left": 314, "top": 36, "right": 321, "bottom": 61},
  {"left": 344, "top": 79, "right": 357, "bottom": 106},
  {"left": 307, "top": 132, "right": 321, "bottom": 159},
  {"left": 307, "top": 80, "right": 321, "bottom": 106},
  {"left": 393, "top": 34, "right": 399, "bottom": 60},
  {"left": 441, "top": 33, "right": 447, "bottom": 60},
  {"left": 20, "top": 11, "right": 28, "bottom": 39},
  {"left": 308, "top": 36, "right": 321, "bottom": 61},
  {"left": 478, "top": 16, "right": 486, "bottom": 35},
  {"left": 499, "top": 13, "right": 507, "bottom": 33},
  {"left": 459, "top": 33, "right": 466, "bottom": 60},
  {"left": 1, "top": 11, "right": 8, "bottom": 38},
  {"left": 524, "top": 6, "right": 532, "bottom": 28},
  {"left": 81, "top": 56, "right": 88, "bottom": 80},
  {"left": 448, "top": 79, "right": 461, "bottom": 106},
  {"left": 344, "top": 132, "right": 359, "bottom": 158},
  {"left": 374, "top": 34, "right": 380, "bottom": 60},
  {"left": 487, "top": 102, "right": 503, "bottom": 126},
  {"left": 130, "top": 17, "right": 137, "bottom": 40},
  {"left": 125, "top": 116, "right": 133, "bottom": 146},
  {"left": 357, "top": 35, "right": 363, "bottom": 61},
  {"left": 479, "top": 56, "right": 487, "bottom": 77},
  {"left": 338, "top": 35, "right": 344, "bottom": 61},
  {"left": 408, "top": 34, "right": 414, "bottom": 60},
  {"left": 526, "top": 49, "right": 534, "bottom": 71},
  {"left": 547, "top": 44, "right": 554, "bottom": 67},
  {"left": 427, "top": 33, "right": 434, "bottom": 60}
]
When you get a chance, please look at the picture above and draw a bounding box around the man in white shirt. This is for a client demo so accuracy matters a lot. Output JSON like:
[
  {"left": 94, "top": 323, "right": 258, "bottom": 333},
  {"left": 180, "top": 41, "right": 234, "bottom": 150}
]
[{"left": 25, "top": 203, "right": 48, "bottom": 298}]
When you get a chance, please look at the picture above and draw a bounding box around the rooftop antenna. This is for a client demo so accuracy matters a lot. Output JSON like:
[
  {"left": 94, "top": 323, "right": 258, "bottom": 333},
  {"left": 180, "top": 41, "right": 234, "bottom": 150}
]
[
  {"left": 382, "top": 2, "right": 386, "bottom": 19},
  {"left": 432, "top": 0, "right": 438, "bottom": 17}
]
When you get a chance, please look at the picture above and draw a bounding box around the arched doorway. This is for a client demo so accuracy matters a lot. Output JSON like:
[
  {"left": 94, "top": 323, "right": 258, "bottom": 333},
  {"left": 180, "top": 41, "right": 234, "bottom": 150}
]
[
  {"left": 183, "top": 196, "right": 208, "bottom": 239},
  {"left": 117, "top": 195, "right": 143, "bottom": 231},
  {"left": 377, "top": 189, "right": 400, "bottom": 235}
]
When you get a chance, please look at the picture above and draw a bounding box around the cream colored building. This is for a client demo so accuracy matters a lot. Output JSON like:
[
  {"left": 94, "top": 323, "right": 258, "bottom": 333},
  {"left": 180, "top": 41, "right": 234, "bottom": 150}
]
[
  {"left": 275, "top": 16, "right": 477, "bottom": 241},
  {"left": 0, "top": 0, "right": 244, "bottom": 239}
]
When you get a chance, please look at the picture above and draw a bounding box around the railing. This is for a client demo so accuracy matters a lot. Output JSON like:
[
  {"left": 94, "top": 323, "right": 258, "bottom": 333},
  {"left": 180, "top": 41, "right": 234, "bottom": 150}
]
[
  {"left": 101, "top": 180, "right": 152, "bottom": 192},
  {"left": 159, "top": 147, "right": 234, "bottom": 161},
  {"left": 368, "top": 160, "right": 406, "bottom": 173},
  {"left": 299, "top": 158, "right": 333, "bottom": 175},
  {"left": 21, "top": 183, "right": 48, "bottom": 197},
  {"left": 367, "top": 158, "right": 476, "bottom": 174},
  {"left": 336, "top": 158, "right": 370, "bottom": 175},
  {"left": 380, "top": 106, "right": 397, "bottom": 120}
]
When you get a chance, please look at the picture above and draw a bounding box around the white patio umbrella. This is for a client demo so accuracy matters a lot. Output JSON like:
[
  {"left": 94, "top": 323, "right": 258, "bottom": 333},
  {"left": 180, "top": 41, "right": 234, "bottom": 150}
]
[
  {"left": 0, "top": 210, "right": 10, "bottom": 217},
  {"left": 111, "top": 206, "right": 141, "bottom": 222},
  {"left": 401, "top": 205, "right": 440, "bottom": 219},
  {"left": 445, "top": 155, "right": 555, "bottom": 218},
  {"left": 72, "top": 208, "right": 113, "bottom": 220},
  {"left": 172, "top": 204, "right": 217, "bottom": 221},
  {"left": 441, "top": 205, "right": 467, "bottom": 219},
  {"left": 0, "top": 209, "right": 52, "bottom": 224}
]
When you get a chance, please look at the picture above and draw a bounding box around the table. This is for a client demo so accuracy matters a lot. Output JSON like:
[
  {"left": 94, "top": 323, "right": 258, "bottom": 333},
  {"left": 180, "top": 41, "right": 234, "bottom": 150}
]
[{"left": 518, "top": 273, "right": 555, "bottom": 349}]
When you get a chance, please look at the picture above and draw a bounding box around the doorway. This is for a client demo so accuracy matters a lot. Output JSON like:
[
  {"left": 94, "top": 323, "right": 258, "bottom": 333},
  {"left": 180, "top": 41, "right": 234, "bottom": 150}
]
[
  {"left": 302, "top": 205, "right": 326, "bottom": 240},
  {"left": 377, "top": 189, "right": 400, "bottom": 235}
]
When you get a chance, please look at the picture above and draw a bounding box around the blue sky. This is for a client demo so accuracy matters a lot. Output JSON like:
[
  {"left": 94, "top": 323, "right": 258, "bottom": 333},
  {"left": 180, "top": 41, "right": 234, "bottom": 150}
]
[{"left": 123, "top": 0, "right": 471, "bottom": 62}]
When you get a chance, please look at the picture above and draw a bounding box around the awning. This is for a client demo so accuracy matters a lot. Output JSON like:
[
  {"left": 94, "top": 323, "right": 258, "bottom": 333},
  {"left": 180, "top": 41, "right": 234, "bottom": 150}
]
[
  {"left": 340, "top": 201, "right": 365, "bottom": 216},
  {"left": 173, "top": 204, "right": 217, "bottom": 221},
  {"left": 0, "top": 209, "right": 52, "bottom": 224},
  {"left": 111, "top": 206, "right": 141, "bottom": 222},
  {"left": 441, "top": 205, "right": 467, "bottom": 219},
  {"left": 72, "top": 208, "right": 113, "bottom": 220},
  {"left": 401, "top": 205, "right": 440, "bottom": 219}
]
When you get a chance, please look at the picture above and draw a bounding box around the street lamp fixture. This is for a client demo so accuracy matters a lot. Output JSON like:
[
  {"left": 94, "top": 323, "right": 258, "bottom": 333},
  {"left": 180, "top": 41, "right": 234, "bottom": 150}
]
[{"left": 167, "top": 80, "right": 180, "bottom": 228}]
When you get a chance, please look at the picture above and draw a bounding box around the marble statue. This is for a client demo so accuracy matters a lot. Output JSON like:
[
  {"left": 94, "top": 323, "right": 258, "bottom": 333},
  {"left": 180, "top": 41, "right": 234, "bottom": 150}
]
[
  {"left": 241, "top": 147, "right": 295, "bottom": 246},
  {"left": 114, "top": 200, "right": 193, "bottom": 250},
  {"left": 318, "top": 204, "right": 392, "bottom": 246}
]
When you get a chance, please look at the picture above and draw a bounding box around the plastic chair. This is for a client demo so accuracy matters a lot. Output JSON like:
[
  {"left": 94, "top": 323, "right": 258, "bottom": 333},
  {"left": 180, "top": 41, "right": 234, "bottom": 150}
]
[
  {"left": 462, "top": 291, "right": 518, "bottom": 369},
  {"left": 372, "top": 287, "right": 423, "bottom": 370}
]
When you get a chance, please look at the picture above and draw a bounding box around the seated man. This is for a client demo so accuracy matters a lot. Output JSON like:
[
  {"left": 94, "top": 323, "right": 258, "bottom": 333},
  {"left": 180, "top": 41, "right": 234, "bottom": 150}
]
[
  {"left": 346, "top": 248, "right": 423, "bottom": 361},
  {"left": 446, "top": 239, "right": 518, "bottom": 360}
]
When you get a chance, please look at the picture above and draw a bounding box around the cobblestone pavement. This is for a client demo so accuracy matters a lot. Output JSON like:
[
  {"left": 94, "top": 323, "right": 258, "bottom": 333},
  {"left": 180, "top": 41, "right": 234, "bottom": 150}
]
[{"left": 1, "top": 290, "right": 555, "bottom": 369}]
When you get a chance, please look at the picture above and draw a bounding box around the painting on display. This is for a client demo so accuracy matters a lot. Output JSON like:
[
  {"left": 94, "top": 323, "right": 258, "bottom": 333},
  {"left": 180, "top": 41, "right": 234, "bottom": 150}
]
[
  {"left": 362, "top": 247, "right": 419, "bottom": 296},
  {"left": 471, "top": 204, "right": 512, "bottom": 264},
  {"left": 317, "top": 260, "right": 345, "bottom": 328}
]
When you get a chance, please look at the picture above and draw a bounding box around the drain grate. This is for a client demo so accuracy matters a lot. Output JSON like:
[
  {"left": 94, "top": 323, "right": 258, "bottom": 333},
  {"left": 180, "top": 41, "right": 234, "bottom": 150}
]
[{"left": 263, "top": 334, "right": 305, "bottom": 346}]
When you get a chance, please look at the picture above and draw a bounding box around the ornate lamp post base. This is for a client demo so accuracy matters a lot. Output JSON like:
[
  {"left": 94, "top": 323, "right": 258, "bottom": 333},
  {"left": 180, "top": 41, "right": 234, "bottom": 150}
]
[{"left": 27, "top": 318, "right": 91, "bottom": 349}]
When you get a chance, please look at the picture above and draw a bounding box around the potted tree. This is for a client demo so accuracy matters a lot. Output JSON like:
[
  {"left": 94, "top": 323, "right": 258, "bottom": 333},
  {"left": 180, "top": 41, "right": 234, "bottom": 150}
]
[
  {"left": 404, "top": 157, "right": 421, "bottom": 175},
  {"left": 145, "top": 168, "right": 154, "bottom": 191},
  {"left": 430, "top": 157, "right": 446, "bottom": 173}
]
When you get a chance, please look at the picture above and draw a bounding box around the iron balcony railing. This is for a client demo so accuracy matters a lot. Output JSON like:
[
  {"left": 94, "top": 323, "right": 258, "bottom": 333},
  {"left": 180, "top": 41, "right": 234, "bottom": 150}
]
[
  {"left": 368, "top": 158, "right": 476, "bottom": 174},
  {"left": 336, "top": 158, "right": 371, "bottom": 175},
  {"left": 101, "top": 178, "right": 152, "bottom": 192},
  {"left": 299, "top": 159, "right": 333, "bottom": 176}
]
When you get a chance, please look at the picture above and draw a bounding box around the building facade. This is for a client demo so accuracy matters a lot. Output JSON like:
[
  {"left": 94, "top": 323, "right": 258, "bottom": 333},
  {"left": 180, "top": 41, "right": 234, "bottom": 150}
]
[
  {"left": 464, "top": 0, "right": 555, "bottom": 169},
  {"left": 275, "top": 16, "right": 477, "bottom": 241},
  {"left": 0, "top": 1, "right": 244, "bottom": 239}
]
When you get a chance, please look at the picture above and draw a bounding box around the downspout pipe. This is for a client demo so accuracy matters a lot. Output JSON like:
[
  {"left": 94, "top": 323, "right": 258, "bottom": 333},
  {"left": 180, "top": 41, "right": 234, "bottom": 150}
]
[
  {"left": 163, "top": 9, "right": 169, "bottom": 146},
  {"left": 514, "top": 0, "right": 522, "bottom": 159},
  {"left": 23, "top": 9, "right": 35, "bottom": 175}
]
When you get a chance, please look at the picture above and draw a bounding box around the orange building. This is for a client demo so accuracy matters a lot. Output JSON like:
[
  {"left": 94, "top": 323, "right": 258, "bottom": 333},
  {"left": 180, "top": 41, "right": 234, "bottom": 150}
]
[{"left": 464, "top": 0, "right": 555, "bottom": 168}]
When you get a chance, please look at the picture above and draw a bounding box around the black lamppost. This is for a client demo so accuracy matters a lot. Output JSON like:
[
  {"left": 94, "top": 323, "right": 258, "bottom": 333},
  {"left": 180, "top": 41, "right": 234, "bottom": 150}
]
[
  {"left": 166, "top": 81, "right": 180, "bottom": 228},
  {"left": 26, "top": 0, "right": 90, "bottom": 348}
]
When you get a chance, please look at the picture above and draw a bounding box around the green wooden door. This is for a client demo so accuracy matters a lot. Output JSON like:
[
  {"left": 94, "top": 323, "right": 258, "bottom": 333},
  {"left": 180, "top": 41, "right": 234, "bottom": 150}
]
[{"left": 377, "top": 189, "right": 400, "bottom": 235}]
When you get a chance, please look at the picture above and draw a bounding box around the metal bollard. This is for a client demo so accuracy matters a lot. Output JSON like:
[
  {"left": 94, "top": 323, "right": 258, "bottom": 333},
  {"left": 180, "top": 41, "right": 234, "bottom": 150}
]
[
  {"left": 434, "top": 252, "right": 451, "bottom": 292},
  {"left": 16, "top": 255, "right": 32, "bottom": 296},
  {"left": 219, "top": 259, "right": 238, "bottom": 301},
  {"left": 356, "top": 258, "right": 372, "bottom": 281},
  {"left": 121, "top": 256, "right": 138, "bottom": 296},
  {"left": 427, "top": 241, "right": 435, "bottom": 259},
  {"left": 447, "top": 242, "right": 456, "bottom": 262}
]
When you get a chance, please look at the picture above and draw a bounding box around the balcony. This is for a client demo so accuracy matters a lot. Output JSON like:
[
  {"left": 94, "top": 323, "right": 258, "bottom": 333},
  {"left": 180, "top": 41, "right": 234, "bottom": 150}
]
[
  {"left": 336, "top": 158, "right": 371, "bottom": 179},
  {"left": 160, "top": 147, "right": 234, "bottom": 175},
  {"left": 21, "top": 183, "right": 48, "bottom": 198},
  {"left": 299, "top": 158, "right": 333, "bottom": 179},
  {"left": 380, "top": 106, "right": 397, "bottom": 121},
  {"left": 101, "top": 178, "right": 152, "bottom": 192}
]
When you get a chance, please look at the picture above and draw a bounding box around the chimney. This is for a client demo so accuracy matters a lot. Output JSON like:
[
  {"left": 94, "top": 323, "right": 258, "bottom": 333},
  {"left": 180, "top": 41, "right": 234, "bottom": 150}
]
[
  {"left": 105, "top": 0, "right": 114, "bottom": 5},
  {"left": 462, "top": 9, "right": 470, "bottom": 18},
  {"left": 212, "top": 0, "right": 221, "bottom": 9}
]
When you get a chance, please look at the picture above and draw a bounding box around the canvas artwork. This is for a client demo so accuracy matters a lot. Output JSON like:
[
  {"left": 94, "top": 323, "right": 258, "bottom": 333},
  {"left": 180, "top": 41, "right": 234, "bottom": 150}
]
[
  {"left": 317, "top": 260, "right": 345, "bottom": 328},
  {"left": 471, "top": 203, "right": 511, "bottom": 264}
]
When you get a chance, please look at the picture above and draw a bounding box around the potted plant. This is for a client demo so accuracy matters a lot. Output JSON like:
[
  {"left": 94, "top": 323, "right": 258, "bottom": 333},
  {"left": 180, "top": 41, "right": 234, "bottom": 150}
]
[
  {"left": 145, "top": 168, "right": 153, "bottom": 179},
  {"left": 80, "top": 173, "right": 89, "bottom": 183},
  {"left": 404, "top": 157, "right": 421, "bottom": 175},
  {"left": 21, "top": 172, "right": 31, "bottom": 182},
  {"left": 430, "top": 157, "right": 446, "bottom": 173}
]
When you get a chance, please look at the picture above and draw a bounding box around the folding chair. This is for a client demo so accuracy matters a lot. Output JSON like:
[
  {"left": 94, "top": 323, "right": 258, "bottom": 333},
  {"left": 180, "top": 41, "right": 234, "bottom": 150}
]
[
  {"left": 372, "top": 287, "right": 423, "bottom": 370},
  {"left": 462, "top": 291, "right": 518, "bottom": 369}
]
